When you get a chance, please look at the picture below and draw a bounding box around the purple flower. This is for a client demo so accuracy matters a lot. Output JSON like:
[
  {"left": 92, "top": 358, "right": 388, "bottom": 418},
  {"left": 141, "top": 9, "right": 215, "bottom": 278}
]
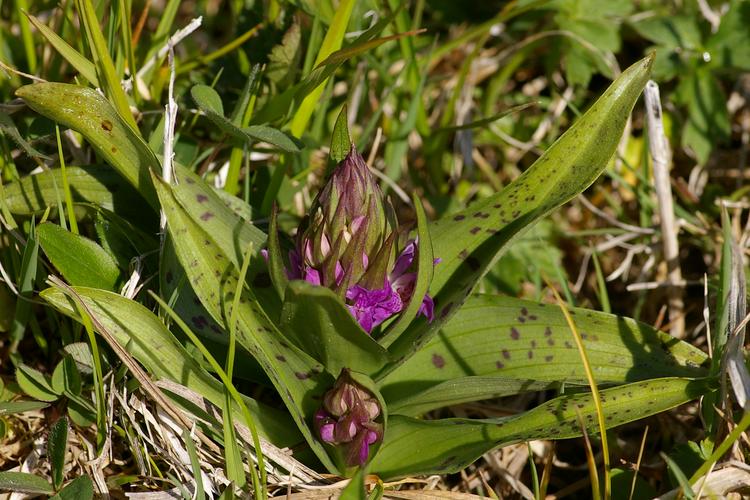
[
  {"left": 285, "top": 146, "right": 437, "bottom": 334},
  {"left": 314, "top": 369, "right": 383, "bottom": 466}
]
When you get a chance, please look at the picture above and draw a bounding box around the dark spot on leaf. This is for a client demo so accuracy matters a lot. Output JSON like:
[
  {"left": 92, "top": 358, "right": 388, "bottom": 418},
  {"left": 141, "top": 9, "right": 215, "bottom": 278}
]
[
  {"left": 295, "top": 372, "right": 309, "bottom": 380},
  {"left": 520, "top": 307, "right": 528, "bottom": 316},
  {"left": 545, "top": 355, "right": 553, "bottom": 362},
  {"left": 470, "top": 226, "right": 481, "bottom": 234},
  {"left": 510, "top": 328, "right": 520, "bottom": 340},
  {"left": 432, "top": 353, "right": 445, "bottom": 369},
  {"left": 165, "top": 271, "right": 173, "bottom": 283},
  {"left": 197, "top": 194, "right": 208, "bottom": 203},
  {"left": 453, "top": 214, "right": 465, "bottom": 221},
  {"left": 528, "top": 315, "right": 537, "bottom": 321},
  {"left": 502, "top": 349, "right": 510, "bottom": 359},
  {"left": 192, "top": 316, "right": 208, "bottom": 329},
  {"left": 518, "top": 316, "right": 526, "bottom": 323},
  {"left": 274, "top": 354, "right": 286, "bottom": 362},
  {"left": 200, "top": 212, "right": 215, "bottom": 221},
  {"left": 544, "top": 327, "right": 552, "bottom": 336},
  {"left": 530, "top": 340, "right": 536, "bottom": 348},
  {"left": 565, "top": 341, "right": 573, "bottom": 349},
  {"left": 458, "top": 249, "right": 468, "bottom": 259},
  {"left": 547, "top": 338, "right": 555, "bottom": 346},
  {"left": 495, "top": 361, "right": 504, "bottom": 369},
  {"left": 101, "top": 120, "right": 113, "bottom": 132},
  {"left": 527, "top": 350, "right": 533, "bottom": 359},
  {"left": 111, "top": 146, "right": 117, "bottom": 153},
  {"left": 466, "top": 257, "right": 480, "bottom": 270},
  {"left": 512, "top": 210, "right": 520, "bottom": 218}
]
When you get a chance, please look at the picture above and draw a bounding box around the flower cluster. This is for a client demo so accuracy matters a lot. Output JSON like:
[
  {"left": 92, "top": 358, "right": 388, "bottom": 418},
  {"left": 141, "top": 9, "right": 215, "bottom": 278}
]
[
  {"left": 314, "top": 370, "right": 382, "bottom": 466},
  {"left": 287, "top": 146, "right": 434, "bottom": 333}
]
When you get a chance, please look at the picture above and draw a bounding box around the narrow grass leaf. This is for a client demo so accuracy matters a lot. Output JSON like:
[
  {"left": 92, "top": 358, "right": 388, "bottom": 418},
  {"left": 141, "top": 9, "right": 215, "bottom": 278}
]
[
  {"left": 183, "top": 427, "right": 206, "bottom": 500},
  {"left": 74, "top": 0, "right": 137, "bottom": 129},
  {"left": 330, "top": 104, "right": 351, "bottom": 163},
  {"left": 25, "top": 13, "right": 98, "bottom": 84},
  {"left": 661, "top": 452, "right": 695, "bottom": 499},
  {"left": 9, "top": 220, "right": 38, "bottom": 347},
  {"left": 0, "top": 112, "right": 50, "bottom": 159}
]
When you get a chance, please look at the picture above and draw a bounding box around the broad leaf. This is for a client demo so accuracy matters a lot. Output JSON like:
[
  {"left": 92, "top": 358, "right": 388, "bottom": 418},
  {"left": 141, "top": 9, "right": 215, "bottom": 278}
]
[
  {"left": 16, "top": 83, "right": 160, "bottom": 208},
  {"left": 2, "top": 166, "right": 147, "bottom": 222},
  {"left": 153, "top": 175, "right": 337, "bottom": 472},
  {"left": 191, "top": 85, "right": 301, "bottom": 153},
  {"left": 370, "top": 377, "right": 712, "bottom": 479},
  {"left": 48, "top": 417, "right": 68, "bottom": 490},
  {"left": 280, "top": 281, "right": 389, "bottom": 377},
  {"left": 50, "top": 476, "right": 94, "bottom": 500},
  {"left": 380, "top": 294, "right": 707, "bottom": 406},
  {"left": 381, "top": 55, "right": 654, "bottom": 377},
  {"left": 38, "top": 223, "right": 121, "bottom": 290},
  {"left": 16, "top": 364, "right": 59, "bottom": 402},
  {"left": 0, "top": 401, "right": 50, "bottom": 415},
  {"left": 0, "top": 472, "right": 53, "bottom": 495},
  {"left": 40, "top": 286, "right": 297, "bottom": 445}
]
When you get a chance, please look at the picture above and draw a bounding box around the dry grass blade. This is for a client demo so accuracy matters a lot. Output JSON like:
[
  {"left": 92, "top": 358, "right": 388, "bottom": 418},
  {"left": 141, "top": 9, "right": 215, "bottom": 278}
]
[
  {"left": 644, "top": 80, "right": 684, "bottom": 339},
  {"left": 46, "top": 276, "right": 219, "bottom": 456}
]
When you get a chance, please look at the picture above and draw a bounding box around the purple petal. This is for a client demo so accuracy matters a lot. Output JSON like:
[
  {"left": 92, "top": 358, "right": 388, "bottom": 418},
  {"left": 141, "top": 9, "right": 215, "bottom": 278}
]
[
  {"left": 304, "top": 267, "right": 322, "bottom": 286},
  {"left": 319, "top": 423, "right": 335, "bottom": 443},
  {"left": 391, "top": 240, "right": 417, "bottom": 278},
  {"left": 418, "top": 293, "right": 435, "bottom": 322},
  {"left": 346, "top": 283, "right": 403, "bottom": 333}
]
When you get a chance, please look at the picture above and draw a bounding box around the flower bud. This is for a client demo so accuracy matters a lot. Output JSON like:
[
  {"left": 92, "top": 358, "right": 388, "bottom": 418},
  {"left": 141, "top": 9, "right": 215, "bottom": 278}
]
[
  {"left": 314, "top": 369, "right": 383, "bottom": 466},
  {"left": 286, "top": 145, "right": 436, "bottom": 334}
]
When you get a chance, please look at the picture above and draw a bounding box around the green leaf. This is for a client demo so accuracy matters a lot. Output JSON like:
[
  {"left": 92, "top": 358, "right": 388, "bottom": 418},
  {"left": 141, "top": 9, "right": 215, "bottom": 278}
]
[
  {"left": 48, "top": 417, "right": 68, "bottom": 490},
  {"left": 0, "top": 400, "right": 50, "bottom": 415},
  {"left": 38, "top": 222, "right": 121, "bottom": 290},
  {"left": 2, "top": 166, "right": 146, "bottom": 221},
  {"left": 52, "top": 357, "right": 82, "bottom": 396},
  {"left": 0, "top": 111, "right": 50, "bottom": 159},
  {"left": 15, "top": 83, "right": 160, "bottom": 209},
  {"left": 388, "top": 377, "right": 554, "bottom": 416},
  {"left": 0, "top": 472, "right": 53, "bottom": 495},
  {"left": 380, "top": 294, "right": 707, "bottom": 406},
  {"left": 74, "top": 0, "right": 137, "bottom": 129},
  {"left": 50, "top": 475, "right": 94, "bottom": 500},
  {"left": 380, "top": 55, "right": 653, "bottom": 377},
  {"left": 280, "top": 281, "right": 390, "bottom": 377},
  {"left": 9, "top": 219, "right": 38, "bottom": 345},
  {"left": 153, "top": 174, "right": 337, "bottom": 472},
  {"left": 40, "top": 286, "right": 297, "bottom": 445},
  {"left": 330, "top": 105, "right": 351, "bottom": 163},
  {"left": 630, "top": 15, "right": 702, "bottom": 51},
  {"left": 16, "top": 364, "right": 60, "bottom": 402},
  {"left": 677, "top": 70, "right": 730, "bottom": 164},
  {"left": 706, "top": 1, "right": 750, "bottom": 71},
  {"left": 191, "top": 85, "right": 301, "bottom": 153},
  {"left": 380, "top": 195, "right": 434, "bottom": 349},
  {"left": 25, "top": 13, "right": 99, "bottom": 85},
  {"left": 290, "top": 0, "right": 355, "bottom": 137},
  {"left": 370, "top": 377, "right": 711, "bottom": 479},
  {"left": 267, "top": 23, "right": 301, "bottom": 86}
]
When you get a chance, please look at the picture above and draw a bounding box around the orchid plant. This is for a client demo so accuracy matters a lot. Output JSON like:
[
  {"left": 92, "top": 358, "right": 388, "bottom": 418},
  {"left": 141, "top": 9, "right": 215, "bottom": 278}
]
[{"left": 11, "top": 52, "right": 715, "bottom": 492}]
